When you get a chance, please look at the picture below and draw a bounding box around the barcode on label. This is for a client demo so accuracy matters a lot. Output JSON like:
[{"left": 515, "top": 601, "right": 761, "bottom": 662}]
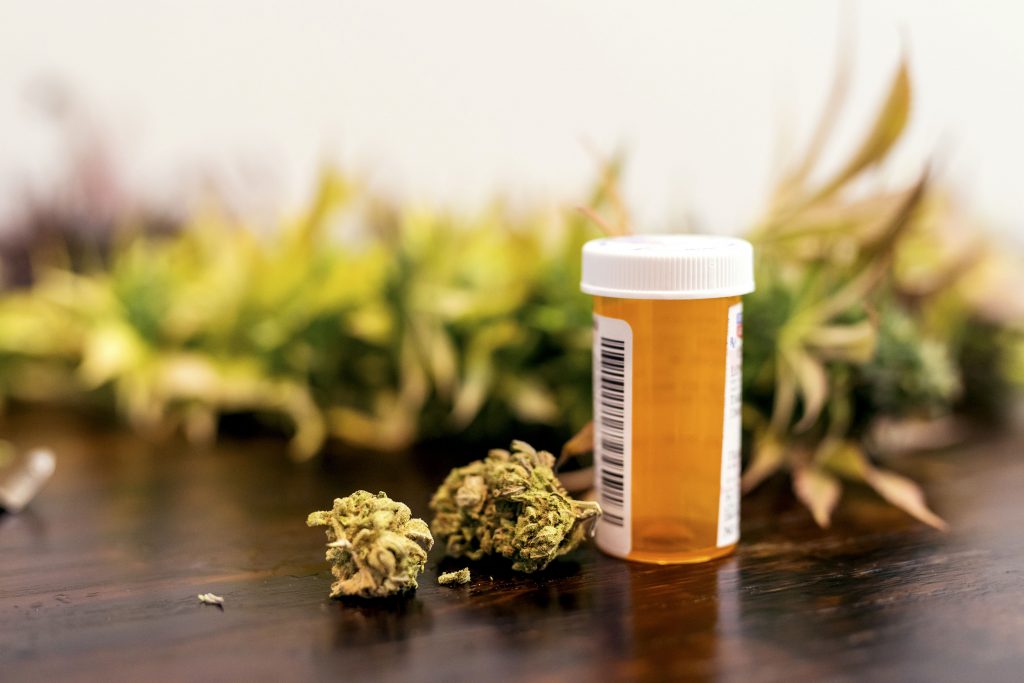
[
  {"left": 597, "top": 337, "right": 626, "bottom": 526},
  {"left": 593, "top": 314, "right": 632, "bottom": 555}
]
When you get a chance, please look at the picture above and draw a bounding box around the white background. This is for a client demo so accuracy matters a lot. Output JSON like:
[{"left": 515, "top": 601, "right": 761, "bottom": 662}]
[{"left": 0, "top": 1, "right": 1021, "bottom": 235}]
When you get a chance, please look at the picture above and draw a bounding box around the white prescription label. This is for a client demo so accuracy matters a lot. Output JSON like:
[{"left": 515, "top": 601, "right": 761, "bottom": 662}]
[
  {"left": 593, "top": 313, "right": 632, "bottom": 557},
  {"left": 717, "top": 303, "right": 743, "bottom": 547}
]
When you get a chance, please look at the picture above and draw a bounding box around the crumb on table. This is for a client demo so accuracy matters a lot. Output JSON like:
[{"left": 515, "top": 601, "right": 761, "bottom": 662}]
[
  {"left": 437, "top": 568, "right": 471, "bottom": 586},
  {"left": 197, "top": 593, "right": 225, "bottom": 606}
]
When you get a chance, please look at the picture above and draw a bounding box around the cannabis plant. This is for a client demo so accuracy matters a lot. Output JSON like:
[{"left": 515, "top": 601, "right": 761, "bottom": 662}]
[
  {"left": 577, "top": 58, "right": 1022, "bottom": 528},
  {"left": 0, "top": 59, "right": 1019, "bottom": 531}
]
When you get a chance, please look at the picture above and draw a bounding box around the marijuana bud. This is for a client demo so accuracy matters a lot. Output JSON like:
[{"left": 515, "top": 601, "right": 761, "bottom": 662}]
[
  {"left": 429, "top": 440, "right": 601, "bottom": 573},
  {"left": 437, "top": 568, "right": 471, "bottom": 586},
  {"left": 307, "top": 490, "right": 434, "bottom": 599}
]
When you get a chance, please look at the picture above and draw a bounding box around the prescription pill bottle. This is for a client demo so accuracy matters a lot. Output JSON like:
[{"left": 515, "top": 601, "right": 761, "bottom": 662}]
[{"left": 581, "top": 235, "right": 755, "bottom": 564}]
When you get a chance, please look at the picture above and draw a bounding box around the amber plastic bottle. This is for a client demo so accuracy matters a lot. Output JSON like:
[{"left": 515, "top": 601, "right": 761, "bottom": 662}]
[{"left": 581, "top": 235, "right": 755, "bottom": 564}]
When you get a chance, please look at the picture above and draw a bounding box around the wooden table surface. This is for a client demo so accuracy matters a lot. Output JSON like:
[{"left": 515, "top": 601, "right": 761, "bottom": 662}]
[{"left": 1, "top": 408, "right": 1022, "bottom": 682}]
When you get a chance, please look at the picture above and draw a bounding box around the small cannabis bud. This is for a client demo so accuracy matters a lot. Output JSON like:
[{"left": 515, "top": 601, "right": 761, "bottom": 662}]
[
  {"left": 437, "top": 568, "right": 471, "bottom": 586},
  {"left": 307, "top": 490, "right": 434, "bottom": 599},
  {"left": 430, "top": 440, "right": 601, "bottom": 573}
]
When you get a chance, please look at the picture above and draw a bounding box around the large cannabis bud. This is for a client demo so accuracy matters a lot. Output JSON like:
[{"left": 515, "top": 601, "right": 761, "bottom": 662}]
[
  {"left": 429, "top": 440, "right": 601, "bottom": 573},
  {"left": 307, "top": 490, "right": 433, "bottom": 598}
]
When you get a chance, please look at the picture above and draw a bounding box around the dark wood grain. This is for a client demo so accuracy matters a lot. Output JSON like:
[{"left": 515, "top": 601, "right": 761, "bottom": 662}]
[{"left": 1, "top": 408, "right": 1022, "bottom": 682}]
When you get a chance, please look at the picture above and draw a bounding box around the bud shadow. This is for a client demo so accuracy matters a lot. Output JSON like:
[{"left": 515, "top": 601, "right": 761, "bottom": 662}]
[
  {"left": 330, "top": 594, "right": 433, "bottom": 649},
  {"left": 0, "top": 506, "right": 48, "bottom": 537},
  {"left": 435, "top": 552, "right": 585, "bottom": 582},
  {"left": 437, "top": 552, "right": 591, "bottom": 635}
]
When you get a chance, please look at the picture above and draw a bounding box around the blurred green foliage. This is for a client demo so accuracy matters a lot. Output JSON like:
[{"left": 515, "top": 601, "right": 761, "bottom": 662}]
[
  {"left": 0, "top": 171, "right": 601, "bottom": 459},
  {"left": 0, "top": 59, "right": 1019, "bottom": 529}
]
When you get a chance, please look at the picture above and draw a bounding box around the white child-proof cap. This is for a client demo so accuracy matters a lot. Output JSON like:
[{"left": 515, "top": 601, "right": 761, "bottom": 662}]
[{"left": 581, "top": 234, "right": 755, "bottom": 300}]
